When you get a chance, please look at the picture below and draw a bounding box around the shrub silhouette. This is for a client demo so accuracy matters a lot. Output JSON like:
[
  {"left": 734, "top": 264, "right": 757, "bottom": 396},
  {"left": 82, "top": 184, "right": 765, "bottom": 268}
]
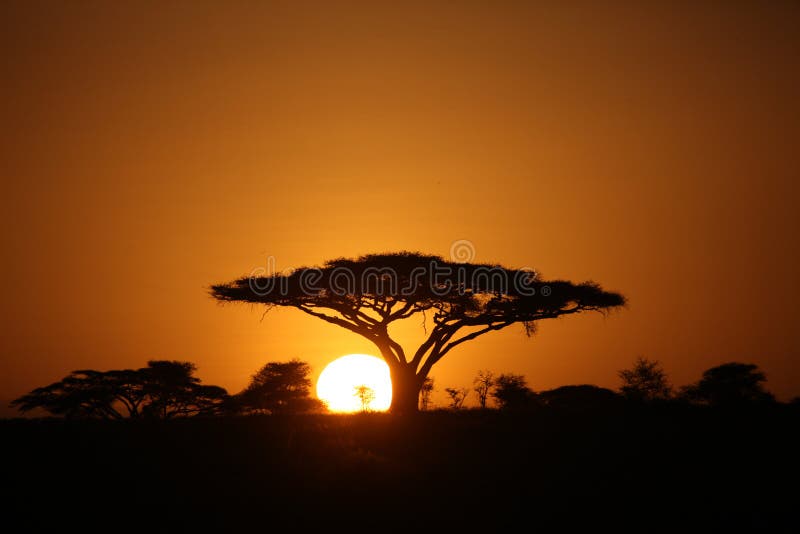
[
  {"left": 492, "top": 374, "right": 537, "bottom": 410},
  {"left": 618, "top": 356, "right": 672, "bottom": 402}
]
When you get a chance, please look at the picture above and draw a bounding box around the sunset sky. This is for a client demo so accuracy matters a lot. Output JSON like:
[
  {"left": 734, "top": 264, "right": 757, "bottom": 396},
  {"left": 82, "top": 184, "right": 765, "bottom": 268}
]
[{"left": 2, "top": 0, "right": 799, "bottom": 410}]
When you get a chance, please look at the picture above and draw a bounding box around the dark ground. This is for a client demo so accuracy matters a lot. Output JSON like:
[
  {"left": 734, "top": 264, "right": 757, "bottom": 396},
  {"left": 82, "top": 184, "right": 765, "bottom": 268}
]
[{"left": 3, "top": 405, "right": 798, "bottom": 531}]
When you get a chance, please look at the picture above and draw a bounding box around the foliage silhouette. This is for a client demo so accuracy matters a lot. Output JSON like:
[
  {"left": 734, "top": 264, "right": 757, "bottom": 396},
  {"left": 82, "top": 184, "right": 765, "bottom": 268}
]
[
  {"left": 354, "top": 384, "right": 376, "bottom": 412},
  {"left": 11, "top": 361, "right": 228, "bottom": 418},
  {"left": 681, "top": 362, "right": 775, "bottom": 406},
  {"left": 444, "top": 387, "right": 468, "bottom": 409},
  {"left": 141, "top": 361, "right": 229, "bottom": 418},
  {"left": 618, "top": 356, "right": 672, "bottom": 402},
  {"left": 211, "top": 252, "right": 624, "bottom": 413},
  {"left": 236, "top": 359, "right": 324, "bottom": 414},
  {"left": 473, "top": 370, "right": 495, "bottom": 409},
  {"left": 492, "top": 373, "right": 538, "bottom": 411}
]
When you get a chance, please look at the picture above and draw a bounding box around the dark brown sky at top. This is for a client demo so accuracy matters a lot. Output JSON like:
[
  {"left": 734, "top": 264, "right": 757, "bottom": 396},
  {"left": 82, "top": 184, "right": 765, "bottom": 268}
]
[{"left": 1, "top": 1, "right": 799, "bottom": 409}]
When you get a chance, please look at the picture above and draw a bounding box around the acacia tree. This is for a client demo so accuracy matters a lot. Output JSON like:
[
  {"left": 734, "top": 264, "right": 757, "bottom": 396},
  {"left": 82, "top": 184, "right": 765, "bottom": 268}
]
[
  {"left": 211, "top": 252, "right": 624, "bottom": 413},
  {"left": 9, "top": 369, "right": 141, "bottom": 419},
  {"left": 11, "top": 361, "right": 228, "bottom": 419}
]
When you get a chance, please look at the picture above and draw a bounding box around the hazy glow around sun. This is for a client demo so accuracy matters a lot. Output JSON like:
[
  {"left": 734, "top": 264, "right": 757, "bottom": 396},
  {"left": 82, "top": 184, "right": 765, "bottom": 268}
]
[{"left": 316, "top": 354, "right": 392, "bottom": 412}]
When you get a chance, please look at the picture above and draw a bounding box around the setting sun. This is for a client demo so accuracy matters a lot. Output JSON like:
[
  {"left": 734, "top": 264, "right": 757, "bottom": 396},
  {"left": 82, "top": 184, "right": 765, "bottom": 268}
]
[{"left": 316, "top": 354, "right": 392, "bottom": 412}]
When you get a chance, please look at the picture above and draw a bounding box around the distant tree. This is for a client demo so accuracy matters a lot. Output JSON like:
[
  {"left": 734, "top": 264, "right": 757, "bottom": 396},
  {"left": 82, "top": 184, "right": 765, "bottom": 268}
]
[
  {"left": 618, "top": 357, "right": 672, "bottom": 402},
  {"left": 492, "top": 374, "right": 537, "bottom": 411},
  {"left": 538, "top": 385, "right": 622, "bottom": 410},
  {"left": 10, "top": 370, "right": 132, "bottom": 419},
  {"left": 237, "top": 359, "right": 324, "bottom": 414},
  {"left": 681, "top": 362, "right": 774, "bottom": 407},
  {"left": 211, "top": 252, "right": 625, "bottom": 413},
  {"left": 473, "top": 370, "right": 495, "bottom": 409},
  {"left": 419, "top": 377, "right": 434, "bottom": 411},
  {"left": 354, "top": 385, "right": 376, "bottom": 412},
  {"left": 140, "top": 361, "right": 228, "bottom": 418},
  {"left": 445, "top": 387, "right": 468, "bottom": 410},
  {"left": 10, "top": 361, "right": 229, "bottom": 419}
]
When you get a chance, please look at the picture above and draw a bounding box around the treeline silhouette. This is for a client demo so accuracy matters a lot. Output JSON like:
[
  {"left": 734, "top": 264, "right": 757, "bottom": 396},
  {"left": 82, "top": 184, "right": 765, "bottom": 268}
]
[
  {"left": 3, "top": 356, "right": 799, "bottom": 530},
  {"left": 423, "top": 357, "right": 781, "bottom": 411},
  {"left": 9, "top": 357, "right": 792, "bottom": 418},
  {"left": 10, "top": 358, "right": 327, "bottom": 418}
]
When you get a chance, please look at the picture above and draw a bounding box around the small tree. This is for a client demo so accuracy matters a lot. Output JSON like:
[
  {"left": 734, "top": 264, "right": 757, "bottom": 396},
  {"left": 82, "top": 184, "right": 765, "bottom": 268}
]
[
  {"left": 354, "top": 385, "right": 376, "bottom": 412},
  {"left": 445, "top": 387, "right": 468, "bottom": 410},
  {"left": 618, "top": 357, "right": 672, "bottom": 402},
  {"left": 237, "top": 359, "right": 324, "bottom": 414},
  {"left": 419, "top": 377, "right": 434, "bottom": 411},
  {"left": 473, "top": 370, "right": 495, "bottom": 409},
  {"left": 492, "top": 374, "right": 537, "bottom": 411},
  {"left": 681, "top": 362, "right": 774, "bottom": 406}
]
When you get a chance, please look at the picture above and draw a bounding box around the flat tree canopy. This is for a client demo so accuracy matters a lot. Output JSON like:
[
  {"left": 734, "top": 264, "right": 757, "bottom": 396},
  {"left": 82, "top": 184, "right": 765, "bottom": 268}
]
[{"left": 211, "top": 252, "right": 624, "bottom": 413}]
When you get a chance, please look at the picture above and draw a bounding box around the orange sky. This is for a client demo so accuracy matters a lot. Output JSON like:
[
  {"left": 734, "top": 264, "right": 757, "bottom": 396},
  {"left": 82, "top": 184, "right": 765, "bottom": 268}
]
[{"left": 2, "top": 1, "right": 799, "bottom": 410}]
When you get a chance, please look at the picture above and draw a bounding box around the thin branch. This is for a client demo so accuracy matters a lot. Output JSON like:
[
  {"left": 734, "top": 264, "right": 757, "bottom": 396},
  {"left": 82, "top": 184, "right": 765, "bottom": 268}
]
[
  {"left": 438, "top": 321, "right": 515, "bottom": 359},
  {"left": 295, "top": 305, "right": 373, "bottom": 339}
]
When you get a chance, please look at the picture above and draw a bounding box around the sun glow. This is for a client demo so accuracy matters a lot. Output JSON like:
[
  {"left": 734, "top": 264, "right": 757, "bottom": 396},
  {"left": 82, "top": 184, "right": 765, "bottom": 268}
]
[{"left": 316, "top": 354, "right": 392, "bottom": 413}]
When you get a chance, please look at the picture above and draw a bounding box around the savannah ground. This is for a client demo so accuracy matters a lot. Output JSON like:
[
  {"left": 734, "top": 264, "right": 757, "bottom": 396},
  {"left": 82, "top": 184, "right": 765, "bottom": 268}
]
[{"left": 3, "top": 405, "right": 798, "bottom": 530}]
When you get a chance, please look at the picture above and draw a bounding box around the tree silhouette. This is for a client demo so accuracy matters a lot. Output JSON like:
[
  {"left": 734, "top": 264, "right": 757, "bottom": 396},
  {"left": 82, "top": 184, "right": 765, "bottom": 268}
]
[
  {"left": 11, "top": 361, "right": 228, "bottom": 418},
  {"left": 419, "top": 376, "right": 434, "bottom": 411},
  {"left": 354, "top": 385, "right": 376, "bottom": 412},
  {"left": 473, "top": 370, "right": 495, "bottom": 409},
  {"left": 618, "top": 357, "right": 672, "bottom": 402},
  {"left": 681, "top": 362, "right": 774, "bottom": 406},
  {"left": 10, "top": 370, "right": 133, "bottom": 419},
  {"left": 140, "top": 361, "right": 229, "bottom": 418},
  {"left": 211, "top": 252, "right": 624, "bottom": 413},
  {"left": 237, "top": 359, "right": 324, "bottom": 414},
  {"left": 492, "top": 374, "right": 537, "bottom": 411},
  {"left": 445, "top": 387, "right": 468, "bottom": 409}
]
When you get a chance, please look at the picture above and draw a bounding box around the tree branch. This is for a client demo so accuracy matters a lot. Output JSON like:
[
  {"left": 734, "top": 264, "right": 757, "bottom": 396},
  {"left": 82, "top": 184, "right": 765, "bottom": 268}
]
[
  {"left": 438, "top": 321, "right": 515, "bottom": 359},
  {"left": 296, "top": 305, "right": 368, "bottom": 336}
]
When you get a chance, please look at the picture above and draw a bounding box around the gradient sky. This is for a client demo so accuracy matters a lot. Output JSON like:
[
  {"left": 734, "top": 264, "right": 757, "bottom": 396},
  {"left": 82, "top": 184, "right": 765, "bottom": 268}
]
[{"left": 2, "top": 1, "right": 799, "bottom": 411}]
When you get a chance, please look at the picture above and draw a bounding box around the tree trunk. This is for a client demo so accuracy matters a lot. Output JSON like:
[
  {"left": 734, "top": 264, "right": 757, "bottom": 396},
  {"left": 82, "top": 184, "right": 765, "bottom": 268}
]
[{"left": 389, "top": 365, "right": 421, "bottom": 414}]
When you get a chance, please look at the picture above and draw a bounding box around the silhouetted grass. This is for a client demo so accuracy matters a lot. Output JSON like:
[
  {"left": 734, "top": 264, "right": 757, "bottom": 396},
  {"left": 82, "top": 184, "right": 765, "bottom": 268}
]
[{"left": 2, "top": 405, "right": 798, "bottom": 530}]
